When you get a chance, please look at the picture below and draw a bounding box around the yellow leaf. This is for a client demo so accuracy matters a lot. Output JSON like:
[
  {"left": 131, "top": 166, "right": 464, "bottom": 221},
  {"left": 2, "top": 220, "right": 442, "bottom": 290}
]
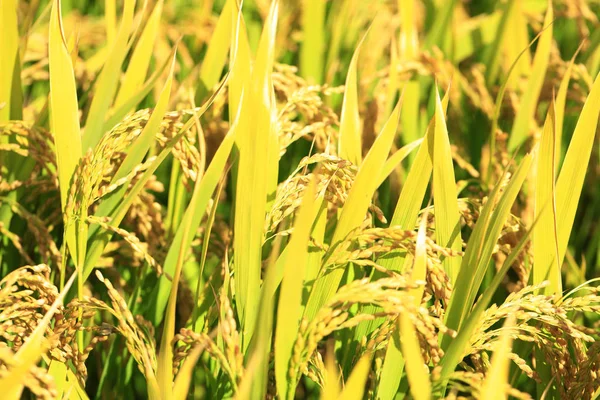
[
  {"left": 399, "top": 313, "right": 431, "bottom": 400},
  {"left": 431, "top": 86, "right": 462, "bottom": 283},
  {"left": 480, "top": 316, "right": 516, "bottom": 400},
  {"left": 533, "top": 101, "right": 560, "bottom": 295},
  {"left": 114, "top": 0, "right": 163, "bottom": 110},
  {"left": 339, "top": 355, "right": 372, "bottom": 400}
]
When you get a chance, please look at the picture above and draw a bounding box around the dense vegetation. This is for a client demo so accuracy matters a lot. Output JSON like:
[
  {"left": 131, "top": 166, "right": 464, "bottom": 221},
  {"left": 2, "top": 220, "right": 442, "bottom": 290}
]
[{"left": 1, "top": 0, "right": 600, "bottom": 398}]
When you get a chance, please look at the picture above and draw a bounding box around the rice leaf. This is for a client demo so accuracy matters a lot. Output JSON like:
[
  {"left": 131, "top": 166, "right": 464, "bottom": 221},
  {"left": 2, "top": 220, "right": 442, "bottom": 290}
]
[
  {"left": 438, "top": 212, "right": 536, "bottom": 388},
  {"left": 321, "top": 344, "right": 341, "bottom": 400},
  {"left": 377, "top": 213, "right": 428, "bottom": 399},
  {"left": 338, "top": 30, "right": 368, "bottom": 166},
  {"left": 0, "top": 0, "right": 20, "bottom": 122},
  {"left": 232, "top": 0, "right": 279, "bottom": 350},
  {"left": 300, "top": 0, "right": 325, "bottom": 84},
  {"left": 532, "top": 102, "right": 560, "bottom": 295},
  {"left": 114, "top": 0, "right": 163, "bottom": 110},
  {"left": 82, "top": 0, "right": 136, "bottom": 151},
  {"left": 480, "top": 316, "right": 516, "bottom": 400},
  {"left": 400, "top": 312, "right": 431, "bottom": 400},
  {"left": 354, "top": 90, "right": 448, "bottom": 341},
  {"left": 377, "top": 138, "right": 423, "bottom": 187},
  {"left": 105, "top": 0, "right": 116, "bottom": 46},
  {"left": 305, "top": 98, "right": 402, "bottom": 320},
  {"left": 103, "top": 45, "right": 175, "bottom": 132},
  {"left": 150, "top": 97, "right": 237, "bottom": 324},
  {"left": 248, "top": 233, "right": 283, "bottom": 399},
  {"left": 198, "top": 0, "right": 232, "bottom": 100},
  {"left": 507, "top": 1, "right": 553, "bottom": 151},
  {"left": 172, "top": 344, "right": 204, "bottom": 400},
  {"left": 431, "top": 85, "right": 462, "bottom": 283},
  {"left": 442, "top": 153, "right": 533, "bottom": 349},
  {"left": 49, "top": 0, "right": 83, "bottom": 266},
  {"left": 424, "top": 0, "right": 457, "bottom": 50},
  {"left": 483, "top": 0, "right": 516, "bottom": 84},
  {"left": 339, "top": 355, "right": 372, "bottom": 400},
  {"left": 83, "top": 52, "right": 177, "bottom": 281},
  {"left": 275, "top": 179, "right": 318, "bottom": 400},
  {"left": 555, "top": 73, "right": 600, "bottom": 268},
  {"left": 554, "top": 46, "right": 581, "bottom": 170}
]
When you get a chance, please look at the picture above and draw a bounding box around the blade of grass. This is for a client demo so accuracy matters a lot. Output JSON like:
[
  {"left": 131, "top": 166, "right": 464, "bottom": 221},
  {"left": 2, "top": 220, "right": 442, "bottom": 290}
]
[
  {"left": 275, "top": 179, "right": 318, "bottom": 400},
  {"left": 105, "top": 0, "right": 116, "bottom": 47},
  {"left": 338, "top": 28, "right": 370, "bottom": 166},
  {"left": 554, "top": 45, "right": 582, "bottom": 171},
  {"left": 82, "top": 0, "right": 136, "bottom": 151},
  {"left": 321, "top": 342, "right": 341, "bottom": 400},
  {"left": 339, "top": 355, "right": 372, "bottom": 400},
  {"left": 532, "top": 101, "right": 560, "bottom": 295},
  {"left": 507, "top": 1, "right": 553, "bottom": 151},
  {"left": 485, "top": 23, "right": 550, "bottom": 183},
  {"left": 354, "top": 90, "right": 448, "bottom": 341},
  {"left": 150, "top": 99, "right": 237, "bottom": 325},
  {"left": 49, "top": 0, "right": 83, "bottom": 272},
  {"left": 104, "top": 45, "right": 175, "bottom": 132},
  {"left": 400, "top": 312, "right": 431, "bottom": 400},
  {"left": 377, "top": 212, "right": 428, "bottom": 400},
  {"left": 172, "top": 342, "right": 205, "bottom": 400},
  {"left": 555, "top": 72, "right": 600, "bottom": 268},
  {"left": 114, "top": 0, "right": 163, "bottom": 110},
  {"left": 423, "top": 0, "right": 457, "bottom": 50},
  {"left": 442, "top": 153, "right": 533, "bottom": 350},
  {"left": 480, "top": 316, "right": 516, "bottom": 400},
  {"left": 248, "top": 230, "right": 283, "bottom": 399},
  {"left": 431, "top": 85, "right": 462, "bottom": 283},
  {"left": 197, "top": 0, "right": 232, "bottom": 102},
  {"left": 83, "top": 51, "right": 177, "bottom": 281},
  {"left": 300, "top": 0, "right": 325, "bottom": 84},
  {"left": 437, "top": 213, "right": 536, "bottom": 392},
  {"left": 483, "top": 0, "right": 516, "bottom": 85},
  {"left": 376, "top": 138, "right": 423, "bottom": 187},
  {"left": 232, "top": 0, "right": 279, "bottom": 351},
  {"left": 304, "top": 98, "right": 402, "bottom": 321},
  {"left": 0, "top": 0, "right": 20, "bottom": 122}
]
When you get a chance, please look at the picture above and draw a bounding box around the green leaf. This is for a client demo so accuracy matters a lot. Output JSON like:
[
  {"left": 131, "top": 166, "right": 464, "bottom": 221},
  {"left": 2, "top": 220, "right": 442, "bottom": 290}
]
[
  {"left": 275, "top": 179, "right": 318, "bottom": 400},
  {"left": 304, "top": 98, "right": 402, "bottom": 320},
  {"left": 83, "top": 52, "right": 178, "bottom": 281},
  {"left": 400, "top": 312, "right": 431, "bottom": 400},
  {"left": 337, "top": 30, "right": 367, "bottom": 166},
  {"left": 82, "top": 0, "right": 136, "bottom": 151},
  {"left": 431, "top": 86, "right": 462, "bottom": 283},
  {"left": 442, "top": 153, "right": 533, "bottom": 350},
  {"left": 438, "top": 212, "right": 535, "bottom": 389},
  {"left": 532, "top": 102, "right": 560, "bottom": 295},
  {"left": 555, "top": 73, "right": 600, "bottom": 268},
  {"left": 114, "top": 0, "right": 163, "bottom": 110},
  {"left": 554, "top": 46, "right": 580, "bottom": 171},
  {"left": 377, "top": 213, "right": 428, "bottom": 400},
  {"left": 0, "top": 0, "right": 21, "bottom": 122},
  {"left": 198, "top": 0, "right": 232, "bottom": 99},
  {"left": 339, "top": 355, "right": 372, "bottom": 400},
  {"left": 151, "top": 93, "right": 237, "bottom": 325},
  {"left": 49, "top": 0, "right": 83, "bottom": 266},
  {"left": 232, "top": 0, "right": 279, "bottom": 351},
  {"left": 300, "top": 0, "right": 326, "bottom": 84},
  {"left": 508, "top": 1, "right": 553, "bottom": 151},
  {"left": 480, "top": 316, "right": 516, "bottom": 400}
]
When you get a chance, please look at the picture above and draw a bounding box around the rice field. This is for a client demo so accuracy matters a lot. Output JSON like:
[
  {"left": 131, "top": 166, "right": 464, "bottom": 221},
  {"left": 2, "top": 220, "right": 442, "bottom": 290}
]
[{"left": 1, "top": 0, "right": 600, "bottom": 399}]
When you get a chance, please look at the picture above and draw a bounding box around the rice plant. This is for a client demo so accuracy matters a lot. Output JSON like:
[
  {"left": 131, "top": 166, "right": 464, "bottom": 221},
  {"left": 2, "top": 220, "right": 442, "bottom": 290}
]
[{"left": 1, "top": 0, "right": 600, "bottom": 399}]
